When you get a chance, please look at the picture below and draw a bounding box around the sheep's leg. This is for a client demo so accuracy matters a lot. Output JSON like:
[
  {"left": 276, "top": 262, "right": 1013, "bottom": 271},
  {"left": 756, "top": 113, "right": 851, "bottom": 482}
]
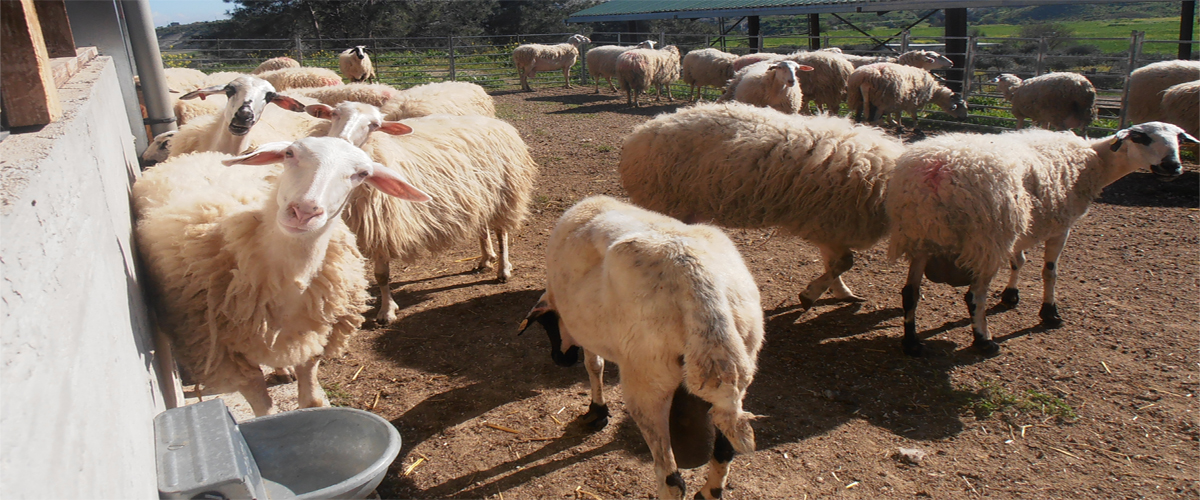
[
  {"left": 966, "top": 269, "right": 1001, "bottom": 355},
  {"left": 608, "top": 77, "right": 618, "bottom": 93},
  {"left": 374, "top": 257, "right": 399, "bottom": 325},
  {"left": 1039, "top": 231, "right": 1070, "bottom": 328},
  {"left": 477, "top": 224, "right": 497, "bottom": 272},
  {"left": 581, "top": 349, "right": 610, "bottom": 430},
  {"left": 1015, "top": 116, "right": 1026, "bottom": 130},
  {"left": 1001, "top": 250, "right": 1026, "bottom": 307},
  {"left": 238, "top": 375, "right": 275, "bottom": 417},
  {"left": 626, "top": 384, "right": 684, "bottom": 500},
  {"left": 519, "top": 69, "right": 530, "bottom": 92},
  {"left": 798, "top": 246, "right": 859, "bottom": 310},
  {"left": 495, "top": 228, "right": 512, "bottom": 282},
  {"left": 696, "top": 431, "right": 736, "bottom": 500},
  {"left": 562, "top": 67, "right": 572, "bottom": 89},
  {"left": 295, "top": 357, "right": 330, "bottom": 409},
  {"left": 901, "top": 255, "right": 928, "bottom": 357}
]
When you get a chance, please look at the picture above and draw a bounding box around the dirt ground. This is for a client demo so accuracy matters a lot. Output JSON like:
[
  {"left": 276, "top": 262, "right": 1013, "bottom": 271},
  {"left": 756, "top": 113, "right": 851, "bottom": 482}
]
[{"left": 311, "top": 85, "right": 1199, "bottom": 499}]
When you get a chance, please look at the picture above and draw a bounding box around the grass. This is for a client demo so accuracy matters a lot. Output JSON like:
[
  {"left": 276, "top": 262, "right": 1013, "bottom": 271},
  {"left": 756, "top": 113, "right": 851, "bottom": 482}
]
[
  {"left": 323, "top": 382, "right": 353, "bottom": 407},
  {"left": 962, "top": 380, "right": 1078, "bottom": 421}
]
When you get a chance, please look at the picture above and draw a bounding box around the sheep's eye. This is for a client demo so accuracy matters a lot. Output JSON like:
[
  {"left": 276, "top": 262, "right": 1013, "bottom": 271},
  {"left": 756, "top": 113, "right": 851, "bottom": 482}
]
[
  {"left": 352, "top": 170, "right": 369, "bottom": 181},
  {"left": 224, "top": 86, "right": 235, "bottom": 98},
  {"left": 284, "top": 150, "right": 294, "bottom": 158},
  {"left": 368, "top": 122, "right": 380, "bottom": 130}
]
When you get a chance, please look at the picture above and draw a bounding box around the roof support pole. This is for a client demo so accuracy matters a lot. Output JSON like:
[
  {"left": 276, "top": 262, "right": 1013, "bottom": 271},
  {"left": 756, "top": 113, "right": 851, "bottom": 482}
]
[
  {"left": 944, "top": 8, "right": 968, "bottom": 94},
  {"left": 1180, "top": 1, "right": 1195, "bottom": 60},
  {"left": 748, "top": 15, "right": 760, "bottom": 52},
  {"left": 808, "top": 14, "right": 820, "bottom": 50}
]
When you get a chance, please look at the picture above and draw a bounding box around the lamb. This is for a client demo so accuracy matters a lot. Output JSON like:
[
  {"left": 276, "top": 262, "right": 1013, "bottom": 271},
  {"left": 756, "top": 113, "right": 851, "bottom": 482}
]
[
  {"left": 680, "top": 47, "right": 738, "bottom": 101},
  {"left": 512, "top": 34, "right": 591, "bottom": 92},
  {"left": 292, "top": 83, "right": 403, "bottom": 107},
  {"left": 585, "top": 40, "right": 656, "bottom": 94},
  {"left": 992, "top": 72, "right": 1097, "bottom": 131},
  {"left": 519, "top": 195, "right": 763, "bottom": 500},
  {"left": 783, "top": 50, "right": 855, "bottom": 114},
  {"left": 718, "top": 60, "right": 813, "bottom": 114},
  {"left": 616, "top": 45, "right": 682, "bottom": 107},
  {"left": 133, "top": 137, "right": 432, "bottom": 416},
  {"left": 250, "top": 56, "right": 300, "bottom": 75},
  {"left": 1125, "top": 60, "right": 1200, "bottom": 126},
  {"left": 846, "top": 62, "right": 968, "bottom": 130},
  {"left": 379, "top": 81, "right": 495, "bottom": 120},
  {"left": 1159, "top": 80, "right": 1200, "bottom": 139},
  {"left": 256, "top": 67, "right": 344, "bottom": 90},
  {"left": 303, "top": 101, "right": 537, "bottom": 325},
  {"left": 166, "top": 75, "right": 315, "bottom": 159},
  {"left": 619, "top": 102, "right": 905, "bottom": 308},
  {"left": 339, "top": 46, "right": 377, "bottom": 83},
  {"left": 886, "top": 122, "right": 1197, "bottom": 357}
]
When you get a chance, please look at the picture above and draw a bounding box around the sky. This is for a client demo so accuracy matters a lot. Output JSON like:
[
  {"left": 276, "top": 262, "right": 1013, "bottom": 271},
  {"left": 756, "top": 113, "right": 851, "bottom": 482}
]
[{"left": 148, "top": 0, "right": 231, "bottom": 27}]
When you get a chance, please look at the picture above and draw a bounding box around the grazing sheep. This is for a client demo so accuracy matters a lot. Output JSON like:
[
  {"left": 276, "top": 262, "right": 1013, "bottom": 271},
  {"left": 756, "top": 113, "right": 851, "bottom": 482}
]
[
  {"left": 257, "top": 67, "right": 344, "bottom": 90},
  {"left": 379, "top": 81, "right": 495, "bottom": 120},
  {"left": 520, "top": 195, "right": 763, "bottom": 500},
  {"left": 134, "top": 138, "right": 431, "bottom": 416},
  {"left": 304, "top": 101, "right": 537, "bottom": 325},
  {"left": 339, "top": 46, "right": 377, "bottom": 83},
  {"left": 681, "top": 48, "right": 738, "bottom": 101},
  {"left": 1125, "top": 60, "right": 1200, "bottom": 126},
  {"left": 292, "top": 83, "right": 402, "bottom": 107},
  {"left": 585, "top": 40, "right": 656, "bottom": 94},
  {"left": 166, "top": 75, "right": 314, "bottom": 159},
  {"left": 783, "top": 50, "right": 855, "bottom": 114},
  {"left": 250, "top": 56, "right": 300, "bottom": 75},
  {"left": 718, "top": 60, "right": 814, "bottom": 114},
  {"left": 730, "top": 52, "right": 784, "bottom": 72},
  {"left": 846, "top": 62, "right": 967, "bottom": 130},
  {"left": 513, "top": 34, "right": 591, "bottom": 92},
  {"left": 992, "top": 72, "right": 1097, "bottom": 131},
  {"left": 616, "top": 45, "right": 682, "bottom": 107},
  {"left": 619, "top": 102, "right": 904, "bottom": 308},
  {"left": 887, "top": 122, "right": 1198, "bottom": 356},
  {"left": 1159, "top": 80, "right": 1200, "bottom": 139}
]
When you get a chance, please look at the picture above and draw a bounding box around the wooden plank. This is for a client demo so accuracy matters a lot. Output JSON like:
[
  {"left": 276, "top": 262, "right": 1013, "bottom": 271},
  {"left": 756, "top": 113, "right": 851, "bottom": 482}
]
[
  {"left": 33, "top": 0, "right": 74, "bottom": 58},
  {"left": 0, "top": 0, "right": 61, "bottom": 127},
  {"left": 50, "top": 46, "right": 98, "bottom": 88}
]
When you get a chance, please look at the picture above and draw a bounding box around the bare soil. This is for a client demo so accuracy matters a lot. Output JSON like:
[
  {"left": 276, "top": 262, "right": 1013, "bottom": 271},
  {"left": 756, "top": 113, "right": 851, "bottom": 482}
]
[{"left": 315, "top": 85, "right": 1199, "bottom": 499}]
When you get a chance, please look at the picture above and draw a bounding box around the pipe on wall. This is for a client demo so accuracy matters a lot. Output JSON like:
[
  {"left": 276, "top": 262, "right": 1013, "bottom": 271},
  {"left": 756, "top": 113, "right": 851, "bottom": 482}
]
[{"left": 121, "top": 0, "right": 176, "bottom": 139}]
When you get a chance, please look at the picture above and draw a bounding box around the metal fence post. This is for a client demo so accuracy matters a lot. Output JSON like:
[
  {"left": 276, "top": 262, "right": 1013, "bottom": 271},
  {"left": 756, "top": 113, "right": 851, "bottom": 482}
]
[
  {"left": 1034, "top": 36, "right": 1046, "bottom": 76},
  {"left": 448, "top": 35, "right": 456, "bottom": 81},
  {"left": 659, "top": 31, "right": 665, "bottom": 47},
  {"left": 1118, "top": 30, "right": 1146, "bottom": 128},
  {"left": 901, "top": 30, "right": 910, "bottom": 52},
  {"left": 293, "top": 34, "right": 303, "bottom": 65},
  {"left": 963, "top": 35, "right": 977, "bottom": 97},
  {"left": 579, "top": 40, "right": 589, "bottom": 85}
]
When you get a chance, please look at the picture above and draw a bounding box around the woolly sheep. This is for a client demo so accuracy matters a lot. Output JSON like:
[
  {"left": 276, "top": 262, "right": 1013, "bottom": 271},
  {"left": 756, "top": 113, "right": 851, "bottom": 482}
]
[
  {"left": 339, "top": 46, "right": 377, "bottom": 83},
  {"left": 1125, "top": 60, "right": 1200, "bottom": 126},
  {"left": 292, "top": 83, "right": 403, "bottom": 108},
  {"left": 173, "top": 93, "right": 227, "bottom": 126},
  {"left": 165, "top": 75, "right": 314, "bottom": 159},
  {"left": 134, "top": 138, "right": 431, "bottom": 416},
  {"left": 520, "top": 195, "right": 763, "bottom": 500},
  {"left": 304, "top": 101, "right": 536, "bottom": 325},
  {"left": 847, "top": 62, "right": 967, "bottom": 130},
  {"left": 616, "top": 45, "right": 682, "bottom": 107},
  {"left": 886, "top": 122, "right": 1198, "bottom": 357},
  {"left": 680, "top": 47, "right": 738, "bottom": 101},
  {"left": 250, "top": 56, "right": 300, "bottom": 75},
  {"left": 992, "top": 72, "right": 1097, "bottom": 131},
  {"left": 379, "top": 81, "right": 496, "bottom": 120},
  {"left": 203, "top": 71, "right": 248, "bottom": 88},
  {"left": 619, "top": 102, "right": 905, "bottom": 308},
  {"left": 585, "top": 40, "right": 656, "bottom": 94},
  {"left": 834, "top": 49, "right": 954, "bottom": 70},
  {"left": 783, "top": 50, "right": 855, "bottom": 114},
  {"left": 162, "top": 67, "right": 208, "bottom": 92},
  {"left": 513, "top": 34, "right": 591, "bottom": 92},
  {"left": 257, "top": 67, "right": 344, "bottom": 91},
  {"left": 1159, "top": 80, "right": 1200, "bottom": 139},
  {"left": 718, "top": 60, "right": 813, "bottom": 114},
  {"left": 730, "top": 52, "right": 784, "bottom": 72}
]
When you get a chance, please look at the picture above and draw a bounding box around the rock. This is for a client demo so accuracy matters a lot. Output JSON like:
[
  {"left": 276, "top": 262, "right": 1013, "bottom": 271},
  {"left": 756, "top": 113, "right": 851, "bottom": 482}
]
[{"left": 897, "top": 447, "right": 927, "bottom": 465}]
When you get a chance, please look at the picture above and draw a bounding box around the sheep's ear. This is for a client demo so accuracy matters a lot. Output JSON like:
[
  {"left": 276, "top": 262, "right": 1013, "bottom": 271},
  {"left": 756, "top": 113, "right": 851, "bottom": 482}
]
[
  {"left": 268, "top": 92, "right": 306, "bottom": 112},
  {"left": 1179, "top": 132, "right": 1198, "bottom": 145},
  {"left": 1110, "top": 129, "right": 1130, "bottom": 152},
  {"left": 518, "top": 296, "right": 554, "bottom": 335},
  {"left": 796, "top": 64, "right": 815, "bottom": 72},
  {"left": 377, "top": 121, "right": 413, "bottom": 136},
  {"left": 180, "top": 85, "right": 227, "bottom": 101},
  {"left": 222, "top": 142, "right": 292, "bottom": 165},
  {"left": 305, "top": 103, "right": 335, "bottom": 119},
  {"left": 366, "top": 163, "right": 431, "bottom": 202}
]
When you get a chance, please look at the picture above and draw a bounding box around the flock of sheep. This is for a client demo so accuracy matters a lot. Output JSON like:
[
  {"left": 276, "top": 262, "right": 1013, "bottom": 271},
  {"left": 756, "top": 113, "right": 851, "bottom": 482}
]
[{"left": 135, "top": 38, "right": 1198, "bottom": 499}]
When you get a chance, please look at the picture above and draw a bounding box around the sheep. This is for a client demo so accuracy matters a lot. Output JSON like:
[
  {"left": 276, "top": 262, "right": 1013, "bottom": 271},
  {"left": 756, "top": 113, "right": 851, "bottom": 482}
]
[
  {"left": 133, "top": 137, "right": 432, "bottom": 416},
  {"left": 141, "top": 130, "right": 177, "bottom": 165},
  {"left": 203, "top": 71, "right": 248, "bottom": 88},
  {"left": 585, "top": 40, "right": 656, "bottom": 94},
  {"left": 846, "top": 62, "right": 968, "bottom": 130},
  {"left": 616, "top": 45, "right": 682, "bottom": 107},
  {"left": 162, "top": 67, "right": 208, "bottom": 92},
  {"left": 292, "top": 83, "right": 403, "bottom": 108},
  {"left": 886, "top": 122, "right": 1198, "bottom": 357},
  {"left": 166, "top": 75, "right": 315, "bottom": 160},
  {"left": 1159, "top": 80, "right": 1200, "bottom": 139},
  {"left": 718, "top": 60, "right": 814, "bottom": 114},
  {"left": 303, "top": 101, "right": 537, "bottom": 325},
  {"left": 833, "top": 49, "right": 954, "bottom": 70},
  {"left": 1125, "top": 60, "right": 1200, "bottom": 126},
  {"left": 619, "top": 102, "right": 905, "bottom": 309},
  {"left": 680, "top": 47, "right": 738, "bottom": 101},
  {"left": 379, "top": 81, "right": 495, "bottom": 120},
  {"left": 250, "top": 56, "right": 300, "bottom": 75},
  {"left": 256, "top": 67, "right": 344, "bottom": 91},
  {"left": 512, "top": 34, "right": 591, "bottom": 92},
  {"left": 173, "top": 93, "right": 227, "bottom": 126},
  {"left": 519, "top": 195, "right": 763, "bottom": 500},
  {"left": 730, "top": 52, "right": 784, "bottom": 72},
  {"left": 339, "top": 46, "right": 377, "bottom": 83},
  {"left": 783, "top": 50, "right": 855, "bottom": 114},
  {"left": 991, "top": 72, "right": 1097, "bottom": 131}
]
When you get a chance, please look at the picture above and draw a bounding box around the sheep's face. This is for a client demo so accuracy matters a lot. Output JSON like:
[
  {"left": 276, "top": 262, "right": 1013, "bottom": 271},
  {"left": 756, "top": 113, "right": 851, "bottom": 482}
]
[
  {"left": 223, "top": 137, "right": 429, "bottom": 236},
  {"left": 925, "top": 51, "right": 954, "bottom": 69},
  {"left": 1112, "top": 122, "right": 1198, "bottom": 180},
  {"left": 569, "top": 34, "right": 591, "bottom": 47},
  {"left": 180, "top": 76, "right": 305, "bottom": 136},
  {"left": 635, "top": 40, "right": 656, "bottom": 49},
  {"left": 141, "top": 130, "right": 176, "bottom": 166},
  {"left": 306, "top": 102, "right": 412, "bottom": 147},
  {"left": 770, "top": 61, "right": 812, "bottom": 88},
  {"left": 991, "top": 74, "right": 1021, "bottom": 98}
]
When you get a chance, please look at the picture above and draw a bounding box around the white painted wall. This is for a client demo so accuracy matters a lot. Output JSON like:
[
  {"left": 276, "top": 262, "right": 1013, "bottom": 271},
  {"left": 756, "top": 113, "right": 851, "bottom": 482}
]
[{"left": 1, "top": 56, "right": 165, "bottom": 499}]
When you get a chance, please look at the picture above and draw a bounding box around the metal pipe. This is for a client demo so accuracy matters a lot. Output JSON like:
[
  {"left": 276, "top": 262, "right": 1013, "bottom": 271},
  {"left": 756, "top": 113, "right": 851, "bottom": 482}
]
[
  {"left": 1181, "top": 1, "right": 1195, "bottom": 60},
  {"left": 121, "top": 0, "right": 176, "bottom": 138}
]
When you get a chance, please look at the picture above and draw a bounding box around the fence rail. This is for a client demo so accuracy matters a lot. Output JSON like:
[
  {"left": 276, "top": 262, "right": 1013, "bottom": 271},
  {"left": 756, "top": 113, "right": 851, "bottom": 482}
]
[{"left": 160, "top": 30, "right": 1198, "bottom": 136}]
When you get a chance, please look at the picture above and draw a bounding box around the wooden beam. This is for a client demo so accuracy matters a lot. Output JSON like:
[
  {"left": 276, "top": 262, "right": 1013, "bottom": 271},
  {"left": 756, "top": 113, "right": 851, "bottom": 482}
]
[
  {"left": 1, "top": 0, "right": 62, "bottom": 127},
  {"left": 33, "top": 0, "right": 74, "bottom": 58}
]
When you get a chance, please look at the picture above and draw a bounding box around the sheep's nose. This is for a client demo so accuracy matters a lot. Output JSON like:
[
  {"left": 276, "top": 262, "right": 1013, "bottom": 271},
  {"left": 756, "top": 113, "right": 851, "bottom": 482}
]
[
  {"left": 289, "top": 202, "right": 325, "bottom": 224},
  {"left": 1151, "top": 159, "right": 1183, "bottom": 180},
  {"left": 234, "top": 104, "right": 254, "bottom": 122}
]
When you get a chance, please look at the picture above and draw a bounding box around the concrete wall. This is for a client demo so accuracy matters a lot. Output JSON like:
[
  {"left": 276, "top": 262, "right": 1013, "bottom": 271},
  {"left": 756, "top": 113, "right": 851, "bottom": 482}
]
[{"left": 1, "top": 56, "right": 164, "bottom": 499}]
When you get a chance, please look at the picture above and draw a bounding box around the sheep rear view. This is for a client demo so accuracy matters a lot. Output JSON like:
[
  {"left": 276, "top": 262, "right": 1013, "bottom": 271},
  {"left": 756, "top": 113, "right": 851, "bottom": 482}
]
[
  {"left": 1125, "top": 60, "right": 1200, "bottom": 125},
  {"left": 681, "top": 48, "right": 738, "bottom": 101},
  {"left": 993, "top": 72, "right": 1096, "bottom": 131},
  {"left": 586, "top": 41, "right": 655, "bottom": 94},
  {"left": 616, "top": 45, "right": 681, "bottom": 107},
  {"left": 512, "top": 34, "right": 590, "bottom": 92},
  {"left": 521, "top": 195, "right": 763, "bottom": 500},
  {"left": 619, "top": 102, "right": 904, "bottom": 309}
]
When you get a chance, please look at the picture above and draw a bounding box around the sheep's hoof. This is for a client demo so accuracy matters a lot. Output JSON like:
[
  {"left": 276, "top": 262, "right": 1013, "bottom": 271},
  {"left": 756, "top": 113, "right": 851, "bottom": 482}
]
[
  {"left": 797, "top": 295, "right": 815, "bottom": 310},
  {"left": 1039, "top": 303, "right": 1064, "bottom": 328},
  {"left": 582, "top": 402, "right": 609, "bottom": 430},
  {"left": 972, "top": 338, "right": 1001, "bottom": 356},
  {"left": 374, "top": 310, "right": 397, "bottom": 327},
  {"left": 901, "top": 337, "right": 925, "bottom": 357},
  {"left": 1000, "top": 288, "right": 1020, "bottom": 308}
]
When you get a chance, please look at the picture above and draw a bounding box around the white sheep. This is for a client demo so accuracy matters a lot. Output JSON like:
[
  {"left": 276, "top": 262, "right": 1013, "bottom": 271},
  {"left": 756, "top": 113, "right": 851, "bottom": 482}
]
[
  {"left": 730, "top": 52, "right": 784, "bottom": 72},
  {"left": 257, "top": 67, "right": 344, "bottom": 90},
  {"left": 619, "top": 102, "right": 905, "bottom": 309},
  {"left": 303, "top": 101, "right": 537, "bottom": 325},
  {"left": 1159, "top": 80, "right": 1199, "bottom": 139},
  {"left": 886, "top": 122, "right": 1198, "bottom": 357},
  {"left": 992, "top": 72, "right": 1097, "bottom": 131},
  {"left": 1125, "top": 60, "right": 1200, "bottom": 126},
  {"left": 141, "top": 130, "right": 177, "bottom": 165},
  {"left": 166, "top": 75, "right": 316, "bottom": 159},
  {"left": 133, "top": 137, "right": 432, "bottom": 416},
  {"left": 718, "top": 60, "right": 813, "bottom": 114},
  {"left": 250, "top": 56, "right": 300, "bottom": 75},
  {"left": 584, "top": 40, "right": 656, "bottom": 94},
  {"left": 681, "top": 48, "right": 738, "bottom": 101},
  {"left": 203, "top": 71, "right": 248, "bottom": 88},
  {"left": 834, "top": 49, "right": 954, "bottom": 70},
  {"left": 846, "top": 62, "right": 968, "bottom": 130},
  {"left": 519, "top": 195, "right": 763, "bottom": 500},
  {"left": 292, "top": 83, "right": 403, "bottom": 107},
  {"left": 339, "top": 46, "right": 377, "bottom": 83},
  {"left": 512, "top": 34, "right": 591, "bottom": 92},
  {"left": 162, "top": 67, "right": 208, "bottom": 92},
  {"left": 783, "top": 50, "right": 855, "bottom": 114},
  {"left": 173, "top": 93, "right": 227, "bottom": 126},
  {"left": 379, "top": 81, "right": 496, "bottom": 120},
  {"left": 616, "top": 45, "right": 681, "bottom": 107}
]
